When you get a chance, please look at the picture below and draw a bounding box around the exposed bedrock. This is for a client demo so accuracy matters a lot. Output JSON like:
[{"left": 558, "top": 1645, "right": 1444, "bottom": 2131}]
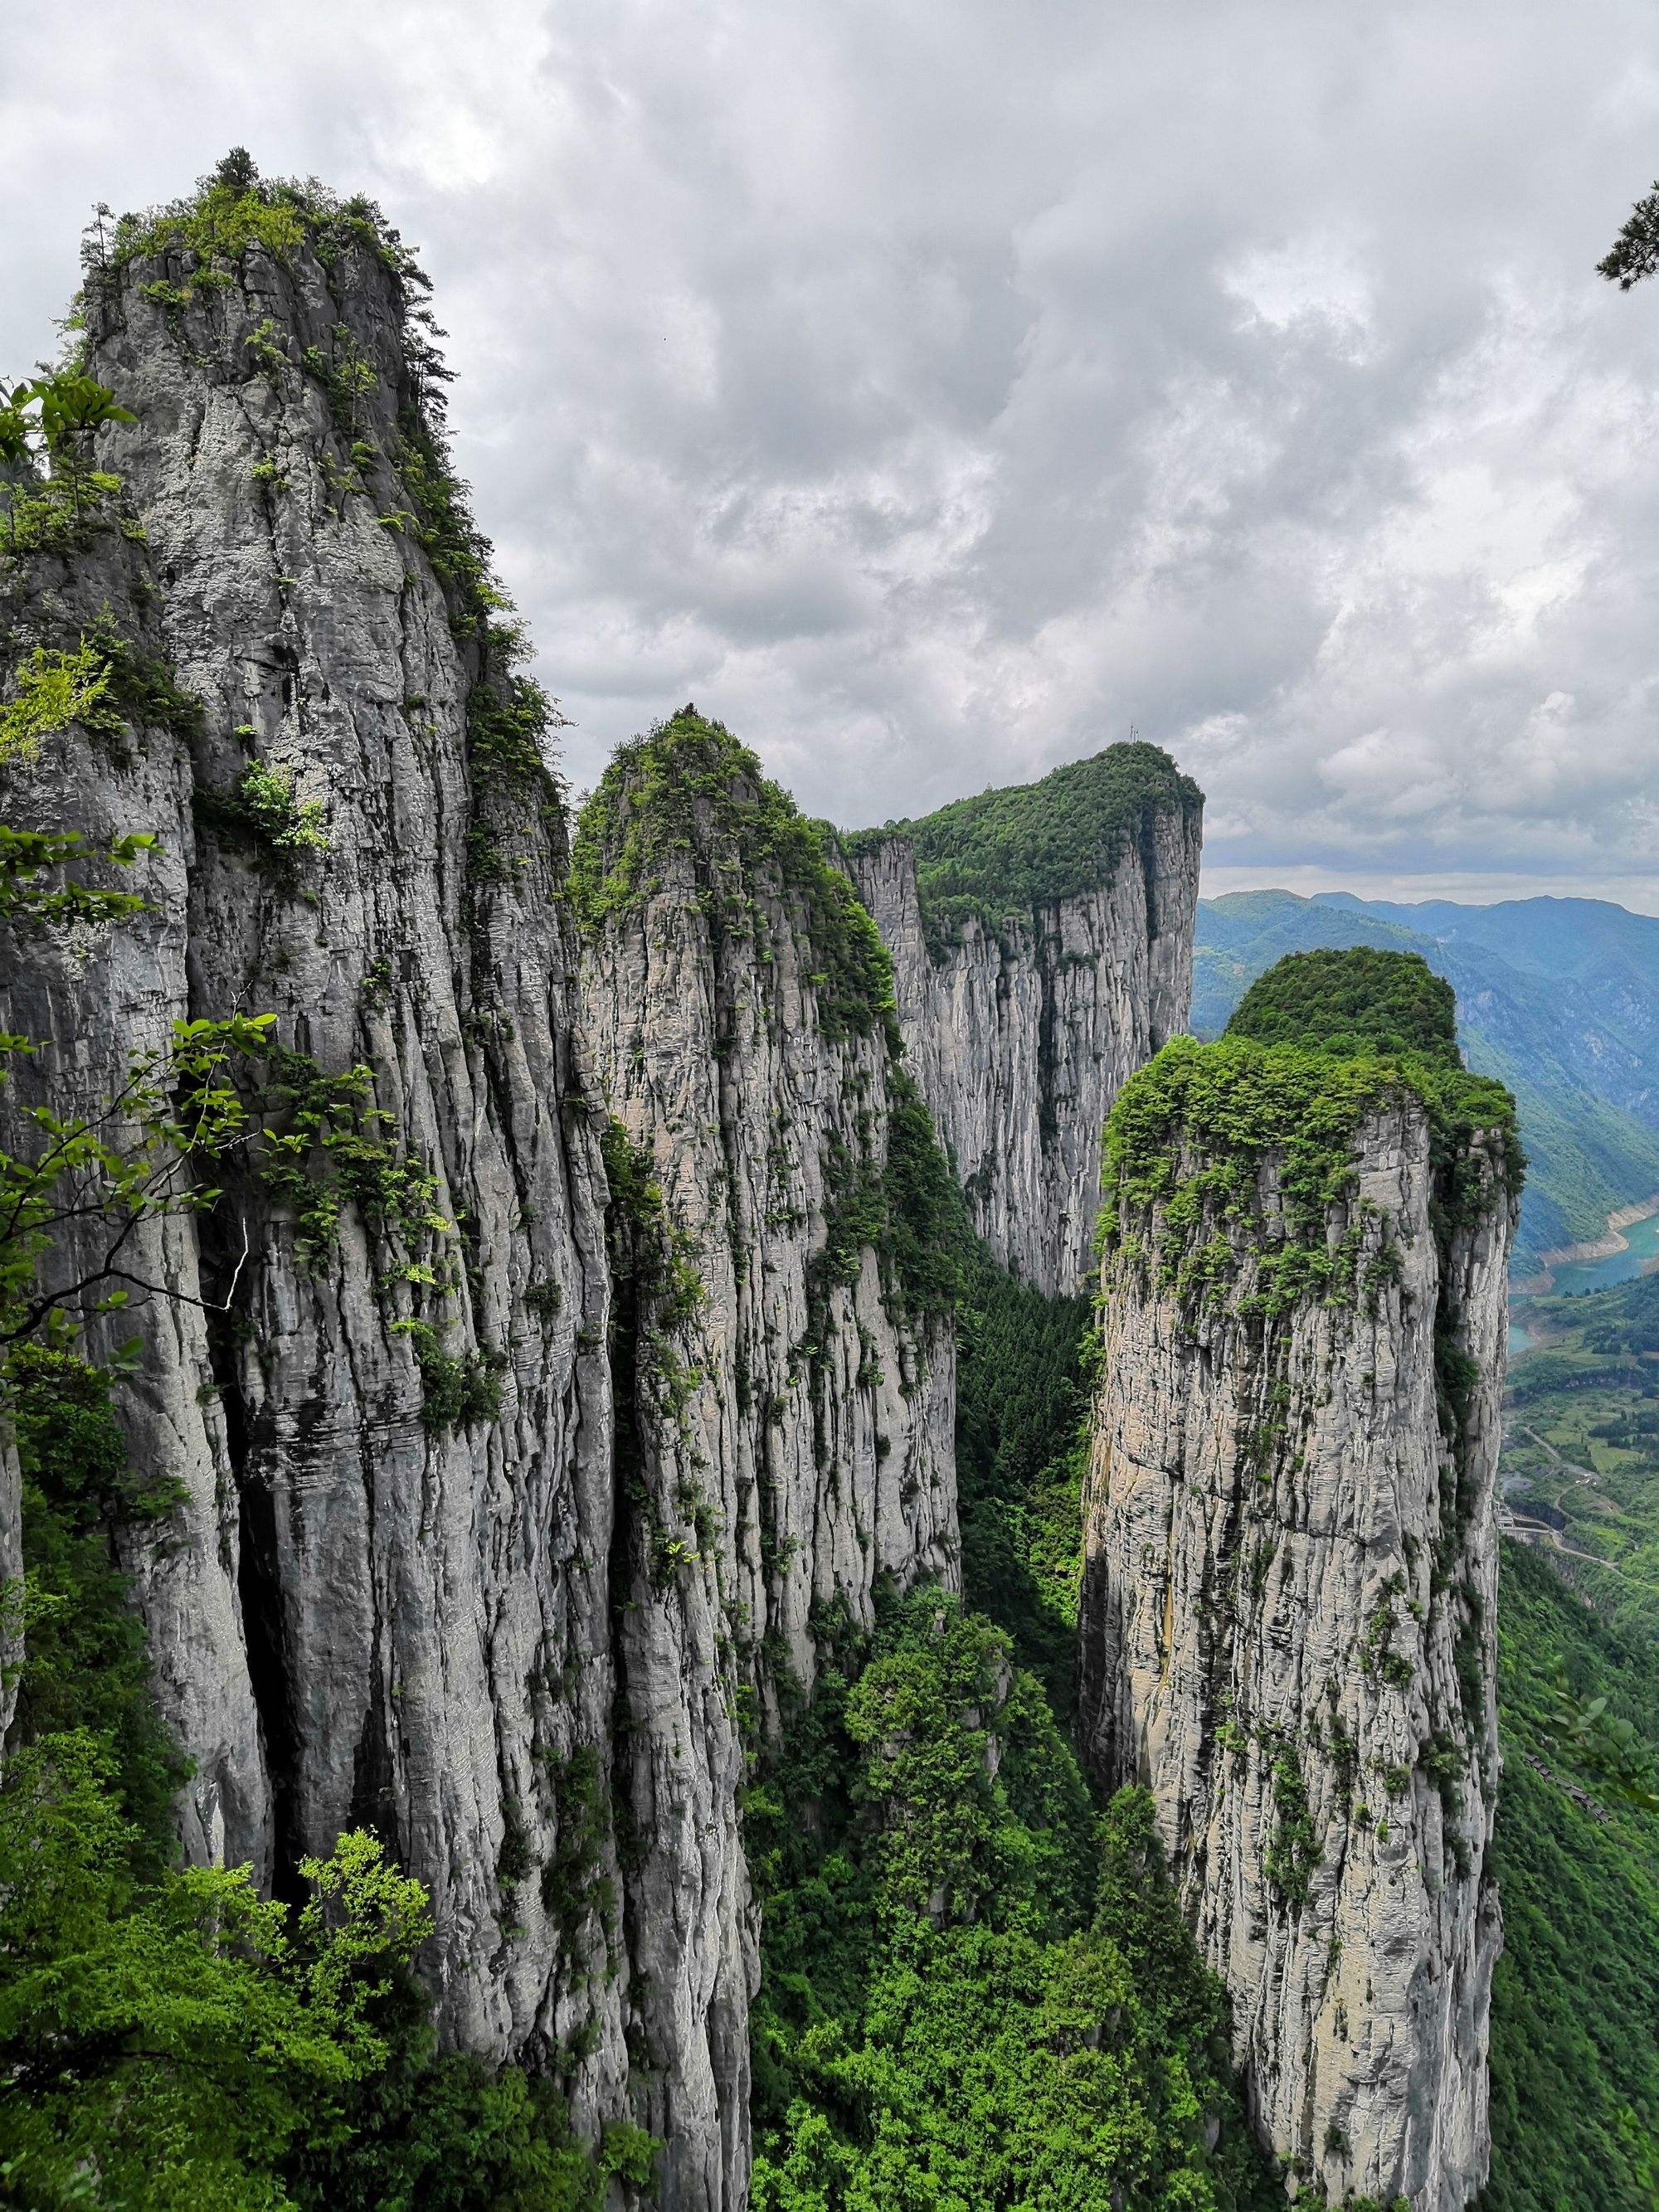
[
  {"left": 572, "top": 710, "right": 959, "bottom": 2205},
  {"left": 1079, "top": 1023, "right": 1517, "bottom": 2210},
  {"left": 843, "top": 746, "right": 1201, "bottom": 1296}
]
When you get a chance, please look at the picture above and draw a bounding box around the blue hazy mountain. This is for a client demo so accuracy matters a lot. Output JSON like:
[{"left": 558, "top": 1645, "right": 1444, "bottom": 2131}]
[{"left": 1194, "top": 891, "right": 1659, "bottom": 1272}]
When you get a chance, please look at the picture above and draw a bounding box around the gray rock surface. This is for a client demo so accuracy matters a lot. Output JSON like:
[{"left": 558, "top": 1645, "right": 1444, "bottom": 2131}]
[
  {"left": 846, "top": 796, "right": 1199, "bottom": 1296},
  {"left": 577, "top": 723, "right": 957, "bottom": 2204},
  {"left": 0, "top": 207, "right": 648, "bottom": 2141},
  {"left": 1080, "top": 1072, "right": 1515, "bottom": 2209},
  {"left": 0, "top": 197, "right": 961, "bottom": 2209}
]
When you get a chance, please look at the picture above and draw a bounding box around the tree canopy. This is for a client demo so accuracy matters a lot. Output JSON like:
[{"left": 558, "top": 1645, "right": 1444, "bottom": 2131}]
[{"left": 1224, "top": 946, "right": 1461, "bottom": 1065}]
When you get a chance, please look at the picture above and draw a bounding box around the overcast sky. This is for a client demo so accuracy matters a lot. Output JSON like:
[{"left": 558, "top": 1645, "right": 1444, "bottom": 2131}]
[{"left": 4, "top": 3, "right": 1657, "bottom": 907}]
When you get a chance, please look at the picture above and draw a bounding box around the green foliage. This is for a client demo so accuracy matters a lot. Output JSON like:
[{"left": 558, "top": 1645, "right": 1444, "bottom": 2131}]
[
  {"left": 195, "top": 757, "right": 329, "bottom": 881},
  {"left": 80, "top": 622, "right": 205, "bottom": 741},
  {"left": 0, "top": 823, "right": 153, "bottom": 931},
  {"left": 841, "top": 740, "right": 1201, "bottom": 957},
  {"left": 1263, "top": 1747, "right": 1319, "bottom": 1906},
  {"left": 0, "top": 1735, "right": 406, "bottom": 2206},
  {"left": 392, "top": 411, "right": 504, "bottom": 640},
  {"left": 0, "top": 1728, "right": 649, "bottom": 2211},
  {"left": 0, "top": 641, "right": 119, "bottom": 766},
  {"left": 301, "top": 324, "right": 378, "bottom": 438},
  {"left": 810, "top": 1077, "right": 964, "bottom": 1344},
  {"left": 1546, "top": 1675, "right": 1659, "bottom": 1813},
  {"left": 879, "top": 1078, "right": 966, "bottom": 1322},
  {"left": 246, "top": 1043, "right": 451, "bottom": 1271},
  {"left": 0, "top": 372, "right": 136, "bottom": 545},
  {"left": 468, "top": 677, "right": 564, "bottom": 799},
  {"left": 747, "top": 1591, "right": 1276, "bottom": 2210},
  {"left": 953, "top": 1243, "right": 1091, "bottom": 1710},
  {"left": 0, "top": 470, "right": 124, "bottom": 557},
  {"left": 1501, "top": 1271, "right": 1659, "bottom": 1652},
  {"left": 537, "top": 1746, "right": 615, "bottom": 1959},
  {"left": 1487, "top": 1539, "right": 1659, "bottom": 2210},
  {"left": 107, "top": 151, "right": 407, "bottom": 294},
  {"left": 570, "top": 707, "right": 898, "bottom": 1046},
  {"left": 285, "top": 2034, "right": 655, "bottom": 2212},
  {"left": 600, "top": 1116, "right": 706, "bottom": 1339},
  {"left": 396, "top": 1319, "right": 504, "bottom": 1431},
  {"left": 1599, "top": 178, "right": 1659, "bottom": 289},
  {"left": 1225, "top": 948, "right": 1459, "bottom": 1066},
  {"left": 7, "top": 1349, "right": 187, "bottom": 1865},
  {"left": 27, "top": 375, "right": 137, "bottom": 492},
  {"left": 1190, "top": 888, "right": 1633, "bottom": 1274},
  {"left": 1573, "top": 1269, "right": 1659, "bottom": 1359},
  {"left": 0, "top": 1009, "right": 274, "bottom": 1355},
  {"left": 1100, "top": 1032, "right": 1519, "bottom": 1325}
]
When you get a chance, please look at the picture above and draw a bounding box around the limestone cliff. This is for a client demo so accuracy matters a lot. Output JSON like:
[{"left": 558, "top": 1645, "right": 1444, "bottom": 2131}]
[
  {"left": 570, "top": 712, "right": 959, "bottom": 2205},
  {"left": 1078, "top": 967, "right": 1518, "bottom": 2210},
  {"left": 0, "top": 166, "right": 966, "bottom": 2211},
  {"left": 843, "top": 745, "right": 1201, "bottom": 1296},
  {"left": 0, "top": 174, "right": 652, "bottom": 2112}
]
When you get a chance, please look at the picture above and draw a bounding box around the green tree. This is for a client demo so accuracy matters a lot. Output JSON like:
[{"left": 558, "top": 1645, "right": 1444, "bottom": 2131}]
[
  {"left": 25, "top": 373, "right": 135, "bottom": 517},
  {"left": 748, "top": 1592, "right": 1276, "bottom": 2211},
  {"left": 1599, "top": 183, "right": 1659, "bottom": 289},
  {"left": 0, "top": 1736, "right": 423, "bottom": 2208}
]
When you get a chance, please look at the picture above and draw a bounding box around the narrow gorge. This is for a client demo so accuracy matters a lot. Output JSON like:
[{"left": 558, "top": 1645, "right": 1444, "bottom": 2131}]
[{"left": 0, "top": 160, "right": 1521, "bottom": 2212}]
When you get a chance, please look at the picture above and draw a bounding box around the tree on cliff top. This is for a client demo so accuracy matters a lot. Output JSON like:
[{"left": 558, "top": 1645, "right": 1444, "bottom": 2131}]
[{"left": 1224, "top": 946, "right": 1461, "bottom": 1067}]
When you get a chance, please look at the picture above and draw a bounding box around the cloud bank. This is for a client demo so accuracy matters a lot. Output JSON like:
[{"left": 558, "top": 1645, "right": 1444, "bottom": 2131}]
[{"left": 2, "top": 0, "right": 1657, "bottom": 901}]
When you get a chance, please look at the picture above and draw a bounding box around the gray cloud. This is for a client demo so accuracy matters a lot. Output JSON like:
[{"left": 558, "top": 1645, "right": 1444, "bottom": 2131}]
[{"left": 3, "top": 0, "right": 1658, "bottom": 902}]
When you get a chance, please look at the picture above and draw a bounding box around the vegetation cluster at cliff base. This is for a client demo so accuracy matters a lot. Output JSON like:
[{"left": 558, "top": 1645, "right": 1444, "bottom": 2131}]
[
  {"left": 0, "top": 1351, "right": 655, "bottom": 2210},
  {"left": 746, "top": 1589, "right": 1279, "bottom": 2211},
  {"left": 953, "top": 1243, "right": 1092, "bottom": 1710},
  {"left": 1488, "top": 1537, "right": 1659, "bottom": 2208},
  {"left": 569, "top": 706, "right": 898, "bottom": 1044},
  {"left": 842, "top": 739, "right": 1200, "bottom": 955}
]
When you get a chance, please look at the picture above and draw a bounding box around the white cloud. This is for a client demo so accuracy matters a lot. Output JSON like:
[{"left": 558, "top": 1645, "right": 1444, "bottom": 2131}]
[{"left": 2, "top": 0, "right": 1657, "bottom": 903}]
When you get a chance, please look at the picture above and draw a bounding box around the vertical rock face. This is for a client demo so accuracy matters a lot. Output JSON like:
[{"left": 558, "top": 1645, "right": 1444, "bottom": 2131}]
[
  {"left": 844, "top": 746, "right": 1201, "bottom": 1296},
  {"left": 1, "top": 176, "right": 965, "bottom": 2211},
  {"left": 0, "top": 484, "right": 267, "bottom": 1818},
  {"left": 1079, "top": 1006, "right": 1518, "bottom": 2210},
  {"left": 4, "top": 179, "right": 632, "bottom": 2107},
  {"left": 573, "top": 712, "right": 960, "bottom": 2208}
]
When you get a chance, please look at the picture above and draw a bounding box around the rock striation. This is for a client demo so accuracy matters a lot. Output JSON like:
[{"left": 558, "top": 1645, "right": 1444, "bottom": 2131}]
[
  {"left": 0, "top": 167, "right": 966, "bottom": 2211},
  {"left": 843, "top": 746, "right": 1201, "bottom": 1296},
  {"left": 569, "top": 712, "right": 960, "bottom": 2205},
  {"left": 1078, "top": 977, "right": 1519, "bottom": 2210},
  {"left": 0, "top": 176, "right": 644, "bottom": 2112}
]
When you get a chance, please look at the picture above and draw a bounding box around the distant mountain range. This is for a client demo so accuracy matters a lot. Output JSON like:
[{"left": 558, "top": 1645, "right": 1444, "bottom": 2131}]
[{"left": 1194, "top": 891, "right": 1659, "bottom": 1273}]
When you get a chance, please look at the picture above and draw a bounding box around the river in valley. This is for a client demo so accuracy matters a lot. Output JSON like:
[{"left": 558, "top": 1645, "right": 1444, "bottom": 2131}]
[
  {"left": 1547, "top": 1208, "right": 1659, "bottom": 1298},
  {"left": 1508, "top": 1204, "right": 1659, "bottom": 1354}
]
